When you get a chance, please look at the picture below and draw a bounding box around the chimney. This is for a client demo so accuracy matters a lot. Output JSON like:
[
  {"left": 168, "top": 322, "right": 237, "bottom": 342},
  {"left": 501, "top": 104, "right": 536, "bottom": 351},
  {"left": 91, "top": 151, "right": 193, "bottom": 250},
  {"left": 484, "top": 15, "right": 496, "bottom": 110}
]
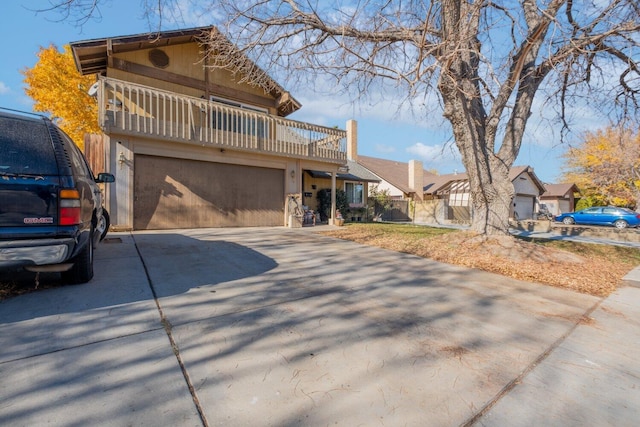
[
  {"left": 346, "top": 119, "right": 357, "bottom": 161},
  {"left": 409, "top": 160, "right": 424, "bottom": 201}
]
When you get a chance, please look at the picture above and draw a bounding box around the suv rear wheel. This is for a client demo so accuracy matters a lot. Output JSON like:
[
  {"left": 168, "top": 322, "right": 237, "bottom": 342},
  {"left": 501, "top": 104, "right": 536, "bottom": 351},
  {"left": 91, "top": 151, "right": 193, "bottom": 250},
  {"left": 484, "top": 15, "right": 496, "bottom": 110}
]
[{"left": 62, "top": 230, "right": 94, "bottom": 284}]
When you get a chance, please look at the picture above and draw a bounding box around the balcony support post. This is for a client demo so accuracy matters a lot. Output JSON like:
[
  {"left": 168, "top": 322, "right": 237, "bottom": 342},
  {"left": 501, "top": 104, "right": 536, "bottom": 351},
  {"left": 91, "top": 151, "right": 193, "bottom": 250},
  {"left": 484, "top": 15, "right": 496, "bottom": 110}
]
[{"left": 330, "top": 172, "right": 337, "bottom": 225}]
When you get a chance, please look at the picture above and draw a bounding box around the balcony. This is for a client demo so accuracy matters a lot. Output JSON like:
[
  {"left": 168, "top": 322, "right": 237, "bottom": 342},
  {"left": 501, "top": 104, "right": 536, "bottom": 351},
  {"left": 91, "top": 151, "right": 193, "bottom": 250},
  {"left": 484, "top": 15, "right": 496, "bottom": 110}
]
[{"left": 97, "top": 76, "right": 347, "bottom": 164}]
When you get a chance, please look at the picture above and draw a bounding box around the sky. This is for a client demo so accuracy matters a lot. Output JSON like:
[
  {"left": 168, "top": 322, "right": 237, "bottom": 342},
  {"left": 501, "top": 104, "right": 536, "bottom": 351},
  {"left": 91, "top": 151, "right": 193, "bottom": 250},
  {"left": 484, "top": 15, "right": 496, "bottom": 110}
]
[{"left": 0, "top": 1, "right": 603, "bottom": 184}]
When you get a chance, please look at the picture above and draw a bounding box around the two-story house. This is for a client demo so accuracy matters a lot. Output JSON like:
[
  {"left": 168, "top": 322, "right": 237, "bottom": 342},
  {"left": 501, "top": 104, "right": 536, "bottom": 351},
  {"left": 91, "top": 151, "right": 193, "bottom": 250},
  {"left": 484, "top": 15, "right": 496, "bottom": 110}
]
[{"left": 71, "top": 26, "right": 355, "bottom": 230}]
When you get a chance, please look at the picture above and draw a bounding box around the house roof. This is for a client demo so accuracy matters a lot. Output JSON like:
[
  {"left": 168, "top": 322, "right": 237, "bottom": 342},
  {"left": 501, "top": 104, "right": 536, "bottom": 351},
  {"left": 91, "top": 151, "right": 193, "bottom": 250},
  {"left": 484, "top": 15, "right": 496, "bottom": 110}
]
[
  {"left": 357, "top": 155, "right": 546, "bottom": 196},
  {"left": 424, "top": 173, "right": 469, "bottom": 194},
  {"left": 541, "top": 183, "right": 579, "bottom": 198},
  {"left": 423, "top": 166, "right": 546, "bottom": 195},
  {"left": 509, "top": 165, "right": 546, "bottom": 194},
  {"left": 357, "top": 155, "right": 436, "bottom": 194},
  {"left": 69, "top": 26, "right": 301, "bottom": 116},
  {"left": 345, "top": 160, "right": 381, "bottom": 182},
  {"left": 306, "top": 160, "right": 380, "bottom": 183}
]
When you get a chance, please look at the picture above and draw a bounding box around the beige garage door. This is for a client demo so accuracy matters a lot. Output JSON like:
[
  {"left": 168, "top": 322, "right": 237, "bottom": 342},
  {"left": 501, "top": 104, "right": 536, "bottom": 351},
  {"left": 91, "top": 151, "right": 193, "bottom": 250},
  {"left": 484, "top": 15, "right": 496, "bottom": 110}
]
[
  {"left": 514, "top": 195, "right": 535, "bottom": 220},
  {"left": 134, "top": 155, "right": 284, "bottom": 230}
]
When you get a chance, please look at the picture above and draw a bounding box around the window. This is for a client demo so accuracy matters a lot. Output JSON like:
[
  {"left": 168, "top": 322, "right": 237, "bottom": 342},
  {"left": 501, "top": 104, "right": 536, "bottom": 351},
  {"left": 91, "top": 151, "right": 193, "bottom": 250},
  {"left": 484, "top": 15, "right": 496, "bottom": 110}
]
[
  {"left": 60, "top": 130, "right": 94, "bottom": 179},
  {"left": 448, "top": 192, "right": 469, "bottom": 207},
  {"left": 0, "top": 116, "right": 57, "bottom": 175},
  {"left": 345, "top": 182, "right": 364, "bottom": 205},
  {"left": 210, "top": 96, "right": 268, "bottom": 138}
]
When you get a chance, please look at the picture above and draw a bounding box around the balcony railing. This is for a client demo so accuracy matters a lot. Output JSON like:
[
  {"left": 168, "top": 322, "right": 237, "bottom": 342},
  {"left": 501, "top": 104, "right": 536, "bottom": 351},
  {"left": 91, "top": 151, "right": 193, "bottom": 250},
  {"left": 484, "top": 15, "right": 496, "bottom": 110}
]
[{"left": 97, "top": 77, "right": 347, "bottom": 163}]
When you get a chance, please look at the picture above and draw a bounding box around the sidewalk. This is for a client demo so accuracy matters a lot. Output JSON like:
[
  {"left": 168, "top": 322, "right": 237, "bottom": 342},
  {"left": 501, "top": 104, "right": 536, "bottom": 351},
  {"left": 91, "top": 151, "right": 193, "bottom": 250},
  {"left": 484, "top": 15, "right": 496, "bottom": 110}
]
[{"left": 477, "top": 271, "right": 640, "bottom": 426}]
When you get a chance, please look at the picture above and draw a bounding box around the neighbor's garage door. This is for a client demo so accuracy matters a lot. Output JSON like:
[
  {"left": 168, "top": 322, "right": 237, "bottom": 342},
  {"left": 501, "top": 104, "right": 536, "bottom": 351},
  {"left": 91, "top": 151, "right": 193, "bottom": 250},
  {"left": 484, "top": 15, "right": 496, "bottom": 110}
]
[
  {"left": 134, "top": 155, "right": 284, "bottom": 229},
  {"left": 513, "top": 195, "right": 535, "bottom": 220}
]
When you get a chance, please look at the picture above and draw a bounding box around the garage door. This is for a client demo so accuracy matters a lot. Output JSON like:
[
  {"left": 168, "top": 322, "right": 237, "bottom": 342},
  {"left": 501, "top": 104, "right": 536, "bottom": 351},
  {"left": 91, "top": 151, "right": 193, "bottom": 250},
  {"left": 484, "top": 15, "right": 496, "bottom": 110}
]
[
  {"left": 514, "top": 195, "right": 535, "bottom": 220},
  {"left": 134, "top": 155, "right": 284, "bottom": 229}
]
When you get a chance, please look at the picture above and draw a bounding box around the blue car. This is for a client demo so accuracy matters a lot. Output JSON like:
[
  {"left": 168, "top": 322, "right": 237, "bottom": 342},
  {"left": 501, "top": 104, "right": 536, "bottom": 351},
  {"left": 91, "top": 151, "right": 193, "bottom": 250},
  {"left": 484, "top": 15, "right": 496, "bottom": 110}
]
[{"left": 555, "top": 206, "right": 640, "bottom": 229}]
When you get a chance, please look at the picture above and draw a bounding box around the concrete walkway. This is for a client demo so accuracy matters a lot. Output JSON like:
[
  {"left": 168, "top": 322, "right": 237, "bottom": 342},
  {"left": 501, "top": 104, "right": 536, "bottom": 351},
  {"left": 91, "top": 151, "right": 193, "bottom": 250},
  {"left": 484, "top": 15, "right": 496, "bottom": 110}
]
[{"left": 0, "top": 227, "right": 638, "bottom": 426}]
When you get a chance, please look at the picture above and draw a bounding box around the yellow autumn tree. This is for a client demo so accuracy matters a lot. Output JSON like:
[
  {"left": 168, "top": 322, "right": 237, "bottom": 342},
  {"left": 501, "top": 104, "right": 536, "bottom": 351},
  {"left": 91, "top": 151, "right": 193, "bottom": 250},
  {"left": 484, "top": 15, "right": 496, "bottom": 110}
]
[
  {"left": 562, "top": 127, "right": 640, "bottom": 209},
  {"left": 22, "top": 44, "right": 98, "bottom": 149}
]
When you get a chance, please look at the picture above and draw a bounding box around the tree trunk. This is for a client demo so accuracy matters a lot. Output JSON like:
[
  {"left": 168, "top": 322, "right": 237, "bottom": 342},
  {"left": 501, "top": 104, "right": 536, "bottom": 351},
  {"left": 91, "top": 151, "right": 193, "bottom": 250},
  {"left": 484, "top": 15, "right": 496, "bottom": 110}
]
[
  {"left": 438, "top": 1, "right": 514, "bottom": 236},
  {"left": 468, "top": 165, "right": 514, "bottom": 235}
]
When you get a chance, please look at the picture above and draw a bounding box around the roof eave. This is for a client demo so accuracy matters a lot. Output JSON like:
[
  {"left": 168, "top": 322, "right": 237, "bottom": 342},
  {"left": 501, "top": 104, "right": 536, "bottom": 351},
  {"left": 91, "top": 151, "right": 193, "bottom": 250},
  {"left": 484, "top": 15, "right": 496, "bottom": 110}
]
[{"left": 69, "top": 26, "right": 302, "bottom": 116}]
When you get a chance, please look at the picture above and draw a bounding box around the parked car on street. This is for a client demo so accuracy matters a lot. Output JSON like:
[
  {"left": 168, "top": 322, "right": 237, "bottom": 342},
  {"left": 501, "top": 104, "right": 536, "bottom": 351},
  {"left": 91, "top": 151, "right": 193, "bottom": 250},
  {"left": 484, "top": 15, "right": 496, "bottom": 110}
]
[
  {"left": 0, "top": 108, "right": 114, "bottom": 283},
  {"left": 555, "top": 206, "right": 640, "bottom": 229}
]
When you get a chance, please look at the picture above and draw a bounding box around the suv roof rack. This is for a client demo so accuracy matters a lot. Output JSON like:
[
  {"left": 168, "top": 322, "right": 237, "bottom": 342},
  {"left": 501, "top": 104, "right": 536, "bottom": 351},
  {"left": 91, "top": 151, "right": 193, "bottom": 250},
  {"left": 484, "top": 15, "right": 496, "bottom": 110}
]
[{"left": 0, "top": 107, "right": 49, "bottom": 120}]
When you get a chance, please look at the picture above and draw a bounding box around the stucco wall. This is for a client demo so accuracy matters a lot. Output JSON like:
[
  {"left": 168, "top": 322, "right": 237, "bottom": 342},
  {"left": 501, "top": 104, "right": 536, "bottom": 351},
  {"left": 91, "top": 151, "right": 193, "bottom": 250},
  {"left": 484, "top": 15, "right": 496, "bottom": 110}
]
[
  {"left": 413, "top": 200, "right": 447, "bottom": 224},
  {"left": 513, "top": 174, "right": 540, "bottom": 196}
]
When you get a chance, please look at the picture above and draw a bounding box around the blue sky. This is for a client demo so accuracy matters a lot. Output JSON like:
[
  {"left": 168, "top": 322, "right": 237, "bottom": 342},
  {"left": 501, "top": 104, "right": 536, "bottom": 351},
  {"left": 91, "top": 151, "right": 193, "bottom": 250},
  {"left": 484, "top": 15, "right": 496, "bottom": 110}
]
[{"left": 1, "top": 1, "right": 594, "bottom": 183}]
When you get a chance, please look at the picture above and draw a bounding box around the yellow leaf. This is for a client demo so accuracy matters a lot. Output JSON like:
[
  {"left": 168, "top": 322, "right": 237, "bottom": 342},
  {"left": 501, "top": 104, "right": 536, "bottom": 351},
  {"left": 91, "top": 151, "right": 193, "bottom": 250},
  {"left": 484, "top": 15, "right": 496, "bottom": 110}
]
[{"left": 22, "top": 44, "right": 99, "bottom": 150}]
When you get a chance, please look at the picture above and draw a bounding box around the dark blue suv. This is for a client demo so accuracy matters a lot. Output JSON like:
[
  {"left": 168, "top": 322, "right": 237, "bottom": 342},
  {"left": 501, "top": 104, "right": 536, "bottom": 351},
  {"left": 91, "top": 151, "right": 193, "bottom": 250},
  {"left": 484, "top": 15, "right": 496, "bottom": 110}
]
[{"left": 0, "top": 109, "right": 114, "bottom": 284}]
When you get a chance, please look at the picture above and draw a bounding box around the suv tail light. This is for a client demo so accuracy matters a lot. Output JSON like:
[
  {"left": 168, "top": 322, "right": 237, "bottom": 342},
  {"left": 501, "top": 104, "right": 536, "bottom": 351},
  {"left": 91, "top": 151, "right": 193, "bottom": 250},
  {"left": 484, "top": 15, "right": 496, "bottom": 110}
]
[{"left": 59, "top": 189, "right": 81, "bottom": 225}]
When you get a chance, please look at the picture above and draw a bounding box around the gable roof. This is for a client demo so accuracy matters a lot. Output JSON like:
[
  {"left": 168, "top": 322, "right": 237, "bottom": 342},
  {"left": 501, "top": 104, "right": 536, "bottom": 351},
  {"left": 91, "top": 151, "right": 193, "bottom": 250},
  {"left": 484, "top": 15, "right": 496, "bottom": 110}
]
[
  {"left": 423, "top": 165, "right": 546, "bottom": 195},
  {"left": 357, "top": 155, "right": 436, "bottom": 194},
  {"left": 345, "top": 160, "right": 382, "bottom": 182},
  {"left": 306, "top": 160, "right": 380, "bottom": 182},
  {"left": 424, "top": 172, "right": 469, "bottom": 194},
  {"left": 509, "top": 165, "right": 547, "bottom": 193},
  {"left": 69, "top": 26, "right": 301, "bottom": 116},
  {"left": 541, "top": 183, "right": 579, "bottom": 198}
]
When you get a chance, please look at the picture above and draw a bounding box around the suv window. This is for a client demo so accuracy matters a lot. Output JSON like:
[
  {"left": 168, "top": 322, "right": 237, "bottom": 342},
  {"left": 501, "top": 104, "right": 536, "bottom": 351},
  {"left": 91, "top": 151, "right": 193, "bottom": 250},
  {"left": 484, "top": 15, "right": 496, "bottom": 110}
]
[
  {"left": 60, "top": 129, "right": 94, "bottom": 179},
  {"left": 0, "top": 115, "right": 58, "bottom": 175}
]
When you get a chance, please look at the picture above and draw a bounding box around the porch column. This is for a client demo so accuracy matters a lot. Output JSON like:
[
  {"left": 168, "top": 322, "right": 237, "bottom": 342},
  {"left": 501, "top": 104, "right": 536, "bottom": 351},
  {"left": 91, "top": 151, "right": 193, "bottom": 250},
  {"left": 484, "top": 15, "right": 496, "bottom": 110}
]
[{"left": 331, "top": 172, "right": 337, "bottom": 225}]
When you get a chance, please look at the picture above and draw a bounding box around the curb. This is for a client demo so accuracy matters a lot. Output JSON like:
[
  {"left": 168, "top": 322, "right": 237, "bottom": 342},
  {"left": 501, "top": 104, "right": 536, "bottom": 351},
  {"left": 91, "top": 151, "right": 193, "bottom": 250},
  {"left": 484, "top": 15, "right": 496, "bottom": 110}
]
[{"left": 622, "top": 266, "right": 640, "bottom": 288}]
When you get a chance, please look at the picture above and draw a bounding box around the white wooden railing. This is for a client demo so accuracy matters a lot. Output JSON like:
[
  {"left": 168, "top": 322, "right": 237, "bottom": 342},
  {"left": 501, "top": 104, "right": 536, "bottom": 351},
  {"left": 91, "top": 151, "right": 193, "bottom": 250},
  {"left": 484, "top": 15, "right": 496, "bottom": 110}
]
[{"left": 97, "top": 76, "right": 347, "bottom": 163}]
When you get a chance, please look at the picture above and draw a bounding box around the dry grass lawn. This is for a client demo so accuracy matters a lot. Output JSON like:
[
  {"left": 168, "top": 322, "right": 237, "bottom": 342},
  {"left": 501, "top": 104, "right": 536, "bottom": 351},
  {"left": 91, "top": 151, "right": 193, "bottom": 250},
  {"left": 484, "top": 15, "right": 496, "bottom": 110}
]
[{"left": 320, "top": 223, "right": 640, "bottom": 297}]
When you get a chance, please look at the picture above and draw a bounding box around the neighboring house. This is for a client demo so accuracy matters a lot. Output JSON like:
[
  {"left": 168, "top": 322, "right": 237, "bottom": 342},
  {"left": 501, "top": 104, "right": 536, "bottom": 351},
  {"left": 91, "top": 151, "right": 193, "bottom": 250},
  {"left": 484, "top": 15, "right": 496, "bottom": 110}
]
[
  {"left": 540, "top": 183, "right": 579, "bottom": 216},
  {"left": 510, "top": 166, "right": 548, "bottom": 220},
  {"left": 349, "top": 150, "right": 436, "bottom": 221},
  {"left": 71, "top": 26, "right": 352, "bottom": 230},
  {"left": 356, "top": 155, "right": 437, "bottom": 200},
  {"left": 422, "top": 173, "right": 472, "bottom": 223},
  {"left": 422, "top": 166, "right": 547, "bottom": 222},
  {"left": 351, "top": 143, "right": 546, "bottom": 224}
]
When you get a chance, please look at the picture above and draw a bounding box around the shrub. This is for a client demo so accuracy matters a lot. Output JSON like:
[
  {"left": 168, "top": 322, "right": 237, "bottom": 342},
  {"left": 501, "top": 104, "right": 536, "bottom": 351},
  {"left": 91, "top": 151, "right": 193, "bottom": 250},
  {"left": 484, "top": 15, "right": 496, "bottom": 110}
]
[{"left": 317, "top": 188, "right": 348, "bottom": 222}]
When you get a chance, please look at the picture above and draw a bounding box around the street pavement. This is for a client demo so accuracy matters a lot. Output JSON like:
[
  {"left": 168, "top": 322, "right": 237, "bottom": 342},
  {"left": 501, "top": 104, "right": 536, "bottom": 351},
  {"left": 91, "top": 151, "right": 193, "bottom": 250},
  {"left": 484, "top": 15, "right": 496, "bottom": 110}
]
[
  {"left": 0, "top": 227, "right": 638, "bottom": 426},
  {"left": 511, "top": 228, "right": 640, "bottom": 248}
]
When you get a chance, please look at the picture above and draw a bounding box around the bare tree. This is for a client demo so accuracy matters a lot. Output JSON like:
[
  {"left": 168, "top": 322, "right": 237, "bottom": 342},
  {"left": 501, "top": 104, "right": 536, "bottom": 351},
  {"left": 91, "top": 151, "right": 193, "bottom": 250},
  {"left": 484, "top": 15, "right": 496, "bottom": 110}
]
[{"left": 44, "top": 0, "right": 640, "bottom": 236}]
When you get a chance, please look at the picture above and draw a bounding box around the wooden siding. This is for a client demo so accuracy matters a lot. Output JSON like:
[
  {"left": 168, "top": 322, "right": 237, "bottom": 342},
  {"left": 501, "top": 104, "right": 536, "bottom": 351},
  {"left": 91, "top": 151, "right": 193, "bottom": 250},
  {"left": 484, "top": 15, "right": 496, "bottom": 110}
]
[
  {"left": 83, "top": 133, "right": 106, "bottom": 175},
  {"left": 111, "top": 43, "right": 278, "bottom": 113}
]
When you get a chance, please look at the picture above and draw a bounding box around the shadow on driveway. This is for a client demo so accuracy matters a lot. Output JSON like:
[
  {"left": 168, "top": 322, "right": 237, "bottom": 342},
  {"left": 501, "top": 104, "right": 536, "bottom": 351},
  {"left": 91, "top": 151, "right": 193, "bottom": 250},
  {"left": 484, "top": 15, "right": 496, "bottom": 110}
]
[
  {"left": 1, "top": 227, "right": 619, "bottom": 426},
  {"left": 0, "top": 233, "right": 277, "bottom": 363}
]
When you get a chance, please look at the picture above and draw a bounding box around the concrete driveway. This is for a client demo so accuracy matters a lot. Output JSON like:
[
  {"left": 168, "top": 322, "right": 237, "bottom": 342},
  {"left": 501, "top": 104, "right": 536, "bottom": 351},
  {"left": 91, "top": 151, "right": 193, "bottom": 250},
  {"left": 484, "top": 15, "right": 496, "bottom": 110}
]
[{"left": 1, "top": 227, "right": 638, "bottom": 426}]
